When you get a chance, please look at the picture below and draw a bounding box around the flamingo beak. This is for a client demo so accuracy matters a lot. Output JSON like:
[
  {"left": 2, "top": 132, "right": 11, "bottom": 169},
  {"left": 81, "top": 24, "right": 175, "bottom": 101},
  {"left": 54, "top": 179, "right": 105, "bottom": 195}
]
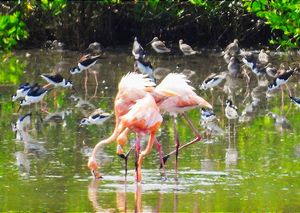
[
  {"left": 91, "top": 170, "right": 102, "bottom": 179},
  {"left": 88, "top": 158, "right": 102, "bottom": 179}
]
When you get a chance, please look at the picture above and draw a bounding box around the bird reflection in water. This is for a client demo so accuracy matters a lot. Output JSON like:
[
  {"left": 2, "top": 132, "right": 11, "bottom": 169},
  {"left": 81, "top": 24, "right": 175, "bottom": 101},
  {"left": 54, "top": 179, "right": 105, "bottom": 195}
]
[
  {"left": 88, "top": 180, "right": 144, "bottom": 213},
  {"left": 12, "top": 113, "right": 47, "bottom": 176},
  {"left": 88, "top": 180, "right": 192, "bottom": 212}
]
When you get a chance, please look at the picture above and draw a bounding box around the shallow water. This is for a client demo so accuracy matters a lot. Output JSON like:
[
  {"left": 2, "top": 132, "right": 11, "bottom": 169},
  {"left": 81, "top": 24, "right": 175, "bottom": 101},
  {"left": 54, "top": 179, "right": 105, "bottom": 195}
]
[{"left": 1, "top": 48, "right": 300, "bottom": 212}]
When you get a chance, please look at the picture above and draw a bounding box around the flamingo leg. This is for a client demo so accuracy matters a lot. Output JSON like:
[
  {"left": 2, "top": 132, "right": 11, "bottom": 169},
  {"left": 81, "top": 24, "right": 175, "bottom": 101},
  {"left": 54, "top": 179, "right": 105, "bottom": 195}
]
[
  {"left": 136, "top": 132, "right": 155, "bottom": 182},
  {"left": 154, "top": 138, "right": 166, "bottom": 178},
  {"left": 161, "top": 113, "right": 202, "bottom": 166},
  {"left": 135, "top": 135, "right": 141, "bottom": 181},
  {"left": 182, "top": 112, "right": 201, "bottom": 138},
  {"left": 172, "top": 116, "right": 180, "bottom": 172}
]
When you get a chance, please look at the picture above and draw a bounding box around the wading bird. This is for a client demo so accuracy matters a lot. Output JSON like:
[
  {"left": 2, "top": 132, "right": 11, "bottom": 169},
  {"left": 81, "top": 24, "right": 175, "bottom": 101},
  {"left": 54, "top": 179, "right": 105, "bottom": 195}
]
[
  {"left": 80, "top": 109, "right": 111, "bottom": 126},
  {"left": 149, "top": 37, "right": 171, "bottom": 53},
  {"left": 12, "top": 83, "right": 38, "bottom": 102},
  {"left": 40, "top": 73, "right": 73, "bottom": 88},
  {"left": 132, "top": 37, "right": 146, "bottom": 60},
  {"left": 88, "top": 93, "right": 162, "bottom": 182},
  {"left": 87, "top": 72, "right": 160, "bottom": 179},
  {"left": 179, "top": 39, "right": 197, "bottom": 55},
  {"left": 152, "top": 73, "right": 212, "bottom": 170}
]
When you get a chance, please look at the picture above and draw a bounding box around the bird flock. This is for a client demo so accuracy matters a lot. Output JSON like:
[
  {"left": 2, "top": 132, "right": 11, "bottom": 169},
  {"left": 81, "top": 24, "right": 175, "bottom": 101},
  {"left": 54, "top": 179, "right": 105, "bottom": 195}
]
[{"left": 11, "top": 36, "right": 300, "bottom": 183}]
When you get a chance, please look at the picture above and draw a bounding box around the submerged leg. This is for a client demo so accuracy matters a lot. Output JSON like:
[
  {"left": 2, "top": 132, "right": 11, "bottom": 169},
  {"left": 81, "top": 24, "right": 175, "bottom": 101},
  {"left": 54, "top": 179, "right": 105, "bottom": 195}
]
[
  {"left": 172, "top": 116, "right": 180, "bottom": 172},
  {"left": 154, "top": 138, "right": 166, "bottom": 178},
  {"left": 136, "top": 133, "right": 155, "bottom": 182},
  {"left": 116, "top": 128, "right": 131, "bottom": 176},
  {"left": 161, "top": 113, "right": 202, "bottom": 166},
  {"left": 135, "top": 135, "right": 142, "bottom": 181}
]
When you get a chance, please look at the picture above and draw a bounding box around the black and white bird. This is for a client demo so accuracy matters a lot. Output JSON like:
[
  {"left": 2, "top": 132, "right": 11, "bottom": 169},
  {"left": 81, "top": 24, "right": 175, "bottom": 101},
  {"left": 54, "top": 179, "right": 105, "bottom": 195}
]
[
  {"left": 225, "top": 99, "right": 239, "bottom": 120},
  {"left": 80, "top": 109, "right": 111, "bottom": 126},
  {"left": 201, "top": 108, "right": 216, "bottom": 123},
  {"left": 149, "top": 37, "right": 171, "bottom": 53},
  {"left": 19, "top": 86, "right": 50, "bottom": 106},
  {"left": 12, "top": 113, "right": 32, "bottom": 132},
  {"left": 268, "top": 69, "right": 294, "bottom": 91},
  {"left": 134, "top": 58, "right": 155, "bottom": 82},
  {"left": 70, "top": 54, "right": 102, "bottom": 75},
  {"left": 41, "top": 73, "right": 73, "bottom": 88},
  {"left": 132, "top": 37, "right": 146, "bottom": 60},
  {"left": 200, "top": 72, "right": 226, "bottom": 90},
  {"left": 179, "top": 39, "right": 197, "bottom": 55},
  {"left": 12, "top": 83, "right": 37, "bottom": 102},
  {"left": 290, "top": 96, "right": 300, "bottom": 108}
]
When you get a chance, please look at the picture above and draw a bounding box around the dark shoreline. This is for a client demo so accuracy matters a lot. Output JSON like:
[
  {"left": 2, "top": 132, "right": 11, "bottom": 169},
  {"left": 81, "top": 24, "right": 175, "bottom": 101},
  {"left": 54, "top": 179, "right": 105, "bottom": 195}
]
[{"left": 15, "top": 1, "right": 274, "bottom": 51}]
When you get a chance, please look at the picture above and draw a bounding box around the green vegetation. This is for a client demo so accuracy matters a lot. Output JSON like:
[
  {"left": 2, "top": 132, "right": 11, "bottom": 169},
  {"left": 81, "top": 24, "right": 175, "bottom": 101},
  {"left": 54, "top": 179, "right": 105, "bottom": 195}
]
[
  {"left": 0, "top": 12, "right": 28, "bottom": 51},
  {"left": 0, "top": 0, "right": 66, "bottom": 50},
  {"left": 0, "top": 53, "right": 26, "bottom": 84},
  {"left": 0, "top": 0, "right": 299, "bottom": 50},
  {"left": 243, "top": 0, "right": 300, "bottom": 48}
]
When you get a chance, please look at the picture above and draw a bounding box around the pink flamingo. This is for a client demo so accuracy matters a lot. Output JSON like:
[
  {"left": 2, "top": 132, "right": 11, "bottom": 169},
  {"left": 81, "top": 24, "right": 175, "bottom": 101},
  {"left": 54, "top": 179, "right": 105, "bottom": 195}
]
[
  {"left": 152, "top": 73, "right": 212, "bottom": 170},
  {"left": 88, "top": 93, "right": 162, "bottom": 182},
  {"left": 87, "top": 72, "right": 161, "bottom": 180}
]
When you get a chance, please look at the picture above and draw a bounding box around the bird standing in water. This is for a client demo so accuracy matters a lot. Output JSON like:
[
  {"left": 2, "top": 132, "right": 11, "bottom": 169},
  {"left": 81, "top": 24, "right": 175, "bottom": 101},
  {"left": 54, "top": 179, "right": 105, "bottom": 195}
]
[
  {"left": 225, "top": 99, "right": 239, "bottom": 142},
  {"left": 87, "top": 72, "right": 160, "bottom": 180},
  {"left": 132, "top": 37, "right": 146, "bottom": 60},
  {"left": 179, "top": 39, "right": 197, "bottom": 55},
  {"left": 149, "top": 37, "right": 171, "bottom": 53},
  {"left": 88, "top": 93, "right": 162, "bottom": 182},
  {"left": 70, "top": 54, "right": 102, "bottom": 93},
  {"left": 152, "top": 73, "right": 212, "bottom": 171}
]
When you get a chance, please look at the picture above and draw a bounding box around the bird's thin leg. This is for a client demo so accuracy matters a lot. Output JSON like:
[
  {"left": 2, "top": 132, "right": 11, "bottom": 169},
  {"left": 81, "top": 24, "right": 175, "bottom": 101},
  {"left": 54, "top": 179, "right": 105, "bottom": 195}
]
[
  {"left": 42, "top": 83, "right": 51, "bottom": 88},
  {"left": 233, "top": 119, "right": 236, "bottom": 147},
  {"left": 93, "top": 71, "right": 98, "bottom": 98},
  {"left": 135, "top": 135, "right": 141, "bottom": 180},
  {"left": 228, "top": 119, "right": 231, "bottom": 144},
  {"left": 116, "top": 128, "right": 131, "bottom": 176},
  {"left": 161, "top": 113, "right": 202, "bottom": 166},
  {"left": 285, "top": 84, "right": 292, "bottom": 97},
  {"left": 134, "top": 184, "right": 142, "bottom": 213},
  {"left": 281, "top": 85, "right": 284, "bottom": 112},
  {"left": 172, "top": 116, "right": 180, "bottom": 172},
  {"left": 136, "top": 133, "right": 155, "bottom": 182},
  {"left": 124, "top": 144, "right": 135, "bottom": 176},
  {"left": 154, "top": 138, "right": 166, "bottom": 178},
  {"left": 85, "top": 70, "right": 88, "bottom": 97},
  {"left": 160, "top": 136, "right": 200, "bottom": 168},
  {"left": 182, "top": 112, "right": 201, "bottom": 139}
]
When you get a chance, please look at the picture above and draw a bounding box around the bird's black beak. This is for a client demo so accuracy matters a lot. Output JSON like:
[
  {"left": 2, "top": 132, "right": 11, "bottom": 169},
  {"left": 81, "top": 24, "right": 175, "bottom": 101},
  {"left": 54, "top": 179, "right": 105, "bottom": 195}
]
[{"left": 146, "top": 38, "right": 154, "bottom": 46}]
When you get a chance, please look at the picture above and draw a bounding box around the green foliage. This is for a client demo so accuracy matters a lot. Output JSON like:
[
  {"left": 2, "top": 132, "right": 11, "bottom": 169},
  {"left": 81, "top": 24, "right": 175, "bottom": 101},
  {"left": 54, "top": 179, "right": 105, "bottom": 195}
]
[
  {"left": 40, "top": 0, "right": 67, "bottom": 15},
  {"left": 0, "top": 53, "right": 26, "bottom": 84},
  {"left": 0, "top": 12, "right": 28, "bottom": 51},
  {"left": 243, "top": 0, "right": 300, "bottom": 48}
]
